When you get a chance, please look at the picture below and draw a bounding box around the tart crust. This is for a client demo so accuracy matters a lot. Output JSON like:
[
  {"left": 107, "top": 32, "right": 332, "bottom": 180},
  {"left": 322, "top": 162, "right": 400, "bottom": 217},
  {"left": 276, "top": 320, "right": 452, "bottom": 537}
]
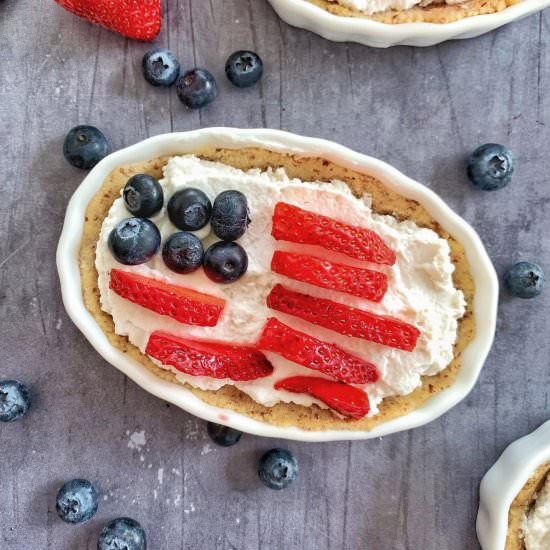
[
  {"left": 506, "top": 462, "right": 550, "bottom": 549},
  {"left": 308, "top": 0, "right": 520, "bottom": 24},
  {"left": 79, "top": 147, "right": 476, "bottom": 431}
]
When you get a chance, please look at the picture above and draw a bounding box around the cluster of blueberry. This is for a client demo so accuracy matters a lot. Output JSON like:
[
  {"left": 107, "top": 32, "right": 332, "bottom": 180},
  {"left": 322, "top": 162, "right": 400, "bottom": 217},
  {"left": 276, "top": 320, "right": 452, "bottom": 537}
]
[
  {"left": 109, "top": 173, "right": 251, "bottom": 283},
  {"left": 0, "top": 381, "right": 295, "bottom": 548},
  {"left": 142, "top": 48, "right": 263, "bottom": 109},
  {"left": 207, "top": 422, "right": 298, "bottom": 490},
  {"left": 467, "top": 143, "right": 545, "bottom": 298},
  {"left": 55, "top": 479, "right": 146, "bottom": 550},
  {"left": 61, "top": 49, "right": 263, "bottom": 172},
  {"left": 0, "top": 382, "right": 146, "bottom": 548}
]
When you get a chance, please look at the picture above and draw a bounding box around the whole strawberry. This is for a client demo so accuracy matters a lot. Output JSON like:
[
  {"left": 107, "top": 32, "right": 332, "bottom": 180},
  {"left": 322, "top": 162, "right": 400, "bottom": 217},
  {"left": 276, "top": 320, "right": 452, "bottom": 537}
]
[{"left": 54, "top": 0, "right": 162, "bottom": 41}]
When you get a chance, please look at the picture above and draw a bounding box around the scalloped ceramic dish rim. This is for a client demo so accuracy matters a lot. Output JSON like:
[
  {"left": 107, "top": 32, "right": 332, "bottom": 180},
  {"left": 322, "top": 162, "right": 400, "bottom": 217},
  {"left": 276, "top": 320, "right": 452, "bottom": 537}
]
[
  {"left": 267, "top": 0, "right": 550, "bottom": 47},
  {"left": 56, "top": 128, "right": 498, "bottom": 442},
  {"left": 477, "top": 420, "right": 550, "bottom": 550}
]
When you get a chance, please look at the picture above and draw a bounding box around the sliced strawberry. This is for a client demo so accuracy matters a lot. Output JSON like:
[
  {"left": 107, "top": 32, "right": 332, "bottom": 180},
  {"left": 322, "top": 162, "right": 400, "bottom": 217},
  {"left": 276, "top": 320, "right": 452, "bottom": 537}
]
[
  {"left": 271, "top": 251, "right": 388, "bottom": 302},
  {"left": 146, "top": 331, "right": 273, "bottom": 381},
  {"left": 271, "top": 202, "right": 396, "bottom": 266},
  {"left": 258, "top": 318, "right": 379, "bottom": 384},
  {"left": 109, "top": 269, "right": 224, "bottom": 327},
  {"left": 55, "top": 0, "right": 161, "bottom": 41},
  {"left": 267, "top": 284, "right": 420, "bottom": 352},
  {"left": 274, "top": 376, "right": 370, "bottom": 419}
]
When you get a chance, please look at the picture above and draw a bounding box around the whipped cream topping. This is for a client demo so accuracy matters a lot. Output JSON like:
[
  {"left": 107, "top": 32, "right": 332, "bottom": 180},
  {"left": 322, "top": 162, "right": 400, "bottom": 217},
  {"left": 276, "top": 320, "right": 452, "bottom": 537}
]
[
  {"left": 330, "top": 0, "right": 465, "bottom": 16},
  {"left": 523, "top": 475, "right": 550, "bottom": 550},
  {"left": 96, "top": 155, "right": 465, "bottom": 416}
]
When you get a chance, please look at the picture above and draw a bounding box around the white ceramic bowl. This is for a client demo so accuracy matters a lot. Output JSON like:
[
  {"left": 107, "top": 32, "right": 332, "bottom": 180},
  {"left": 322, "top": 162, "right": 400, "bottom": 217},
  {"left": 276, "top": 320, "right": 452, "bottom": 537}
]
[
  {"left": 57, "top": 127, "right": 498, "bottom": 442},
  {"left": 477, "top": 420, "right": 550, "bottom": 549},
  {"left": 267, "top": 0, "right": 550, "bottom": 47}
]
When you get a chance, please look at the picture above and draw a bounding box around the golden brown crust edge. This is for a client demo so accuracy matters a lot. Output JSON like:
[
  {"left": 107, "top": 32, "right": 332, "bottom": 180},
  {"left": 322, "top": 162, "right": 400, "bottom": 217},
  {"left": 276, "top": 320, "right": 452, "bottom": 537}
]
[
  {"left": 79, "top": 147, "right": 476, "bottom": 431},
  {"left": 308, "top": 0, "right": 520, "bottom": 25},
  {"left": 506, "top": 462, "right": 550, "bottom": 550}
]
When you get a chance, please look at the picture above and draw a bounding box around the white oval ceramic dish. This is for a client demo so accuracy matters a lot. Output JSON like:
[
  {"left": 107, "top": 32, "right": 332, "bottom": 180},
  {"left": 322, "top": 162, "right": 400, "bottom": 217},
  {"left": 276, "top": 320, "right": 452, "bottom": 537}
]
[
  {"left": 267, "top": 0, "right": 550, "bottom": 47},
  {"left": 477, "top": 420, "right": 550, "bottom": 549},
  {"left": 57, "top": 128, "right": 498, "bottom": 442}
]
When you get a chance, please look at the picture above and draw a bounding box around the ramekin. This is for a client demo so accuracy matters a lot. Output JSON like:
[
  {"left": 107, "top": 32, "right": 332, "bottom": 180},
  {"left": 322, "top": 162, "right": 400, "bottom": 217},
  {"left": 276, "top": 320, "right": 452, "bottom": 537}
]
[
  {"left": 267, "top": 0, "right": 550, "bottom": 47},
  {"left": 477, "top": 420, "right": 550, "bottom": 549},
  {"left": 56, "top": 128, "right": 498, "bottom": 442}
]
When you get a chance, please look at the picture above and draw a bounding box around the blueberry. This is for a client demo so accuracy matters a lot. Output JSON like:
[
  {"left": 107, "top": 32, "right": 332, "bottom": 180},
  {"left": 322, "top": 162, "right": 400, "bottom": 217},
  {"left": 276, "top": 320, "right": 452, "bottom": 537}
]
[
  {"left": 167, "top": 188, "right": 212, "bottom": 231},
  {"left": 56, "top": 479, "right": 98, "bottom": 524},
  {"left": 210, "top": 190, "right": 251, "bottom": 241},
  {"left": 108, "top": 218, "right": 161, "bottom": 265},
  {"left": 467, "top": 144, "right": 515, "bottom": 191},
  {"left": 176, "top": 68, "right": 218, "bottom": 109},
  {"left": 203, "top": 242, "right": 248, "bottom": 284},
  {"left": 258, "top": 448, "right": 298, "bottom": 490},
  {"left": 0, "top": 380, "right": 30, "bottom": 423},
  {"left": 162, "top": 232, "right": 204, "bottom": 274},
  {"left": 63, "top": 125, "right": 110, "bottom": 170},
  {"left": 123, "top": 174, "right": 164, "bottom": 218},
  {"left": 225, "top": 50, "right": 263, "bottom": 88},
  {"left": 98, "top": 518, "right": 146, "bottom": 550},
  {"left": 142, "top": 48, "right": 180, "bottom": 87},
  {"left": 206, "top": 422, "right": 242, "bottom": 447},
  {"left": 504, "top": 262, "right": 544, "bottom": 299}
]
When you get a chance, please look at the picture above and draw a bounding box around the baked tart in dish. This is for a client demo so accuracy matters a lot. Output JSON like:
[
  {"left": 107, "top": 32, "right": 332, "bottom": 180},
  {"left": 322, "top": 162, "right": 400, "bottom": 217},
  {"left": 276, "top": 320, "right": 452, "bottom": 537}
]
[
  {"left": 478, "top": 420, "right": 550, "bottom": 549},
  {"left": 77, "top": 143, "right": 479, "bottom": 432},
  {"left": 265, "top": 0, "right": 548, "bottom": 48},
  {"left": 507, "top": 462, "right": 550, "bottom": 549}
]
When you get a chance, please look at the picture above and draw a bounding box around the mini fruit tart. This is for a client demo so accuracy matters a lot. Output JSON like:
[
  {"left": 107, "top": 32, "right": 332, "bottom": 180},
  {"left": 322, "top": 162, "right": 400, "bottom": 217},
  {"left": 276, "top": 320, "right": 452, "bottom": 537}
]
[
  {"left": 478, "top": 420, "right": 550, "bottom": 550},
  {"left": 59, "top": 129, "right": 497, "bottom": 439},
  {"left": 266, "top": 0, "right": 550, "bottom": 48}
]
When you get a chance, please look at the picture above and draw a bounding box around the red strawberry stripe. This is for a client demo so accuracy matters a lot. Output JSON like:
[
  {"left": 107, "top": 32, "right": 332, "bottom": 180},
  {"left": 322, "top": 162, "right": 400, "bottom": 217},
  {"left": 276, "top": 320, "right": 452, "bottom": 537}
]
[
  {"left": 146, "top": 332, "right": 274, "bottom": 381},
  {"left": 274, "top": 376, "right": 370, "bottom": 419},
  {"left": 271, "top": 251, "right": 388, "bottom": 302},
  {"left": 109, "top": 269, "right": 224, "bottom": 327},
  {"left": 267, "top": 284, "right": 420, "bottom": 352},
  {"left": 259, "top": 318, "right": 379, "bottom": 384},
  {"left": 271, "top": 202, "right": 396, "bottom": 266},
  {"left": 55, "top": 0, "right": 161, "bottom": 41}
]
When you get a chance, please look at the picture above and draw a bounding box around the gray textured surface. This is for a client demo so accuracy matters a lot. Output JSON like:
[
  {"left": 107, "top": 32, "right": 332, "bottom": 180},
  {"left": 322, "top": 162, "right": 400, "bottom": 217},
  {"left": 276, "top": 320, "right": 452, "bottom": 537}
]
[{"left": 1, "top": 0, "right": 549, "bottom": 548}]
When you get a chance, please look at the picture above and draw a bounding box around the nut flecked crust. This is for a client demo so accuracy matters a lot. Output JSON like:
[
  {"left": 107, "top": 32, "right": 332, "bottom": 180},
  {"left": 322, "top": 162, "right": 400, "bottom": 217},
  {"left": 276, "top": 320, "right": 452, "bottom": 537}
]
[
  {"left": 506, "top": 462, "right": 550, "bottom": 550},
  {"left": 307, "top": 0, "right": 521, "bottom": 24},
  {"left": 79, "top": 147, "right": 475, "bottom": 431}
]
